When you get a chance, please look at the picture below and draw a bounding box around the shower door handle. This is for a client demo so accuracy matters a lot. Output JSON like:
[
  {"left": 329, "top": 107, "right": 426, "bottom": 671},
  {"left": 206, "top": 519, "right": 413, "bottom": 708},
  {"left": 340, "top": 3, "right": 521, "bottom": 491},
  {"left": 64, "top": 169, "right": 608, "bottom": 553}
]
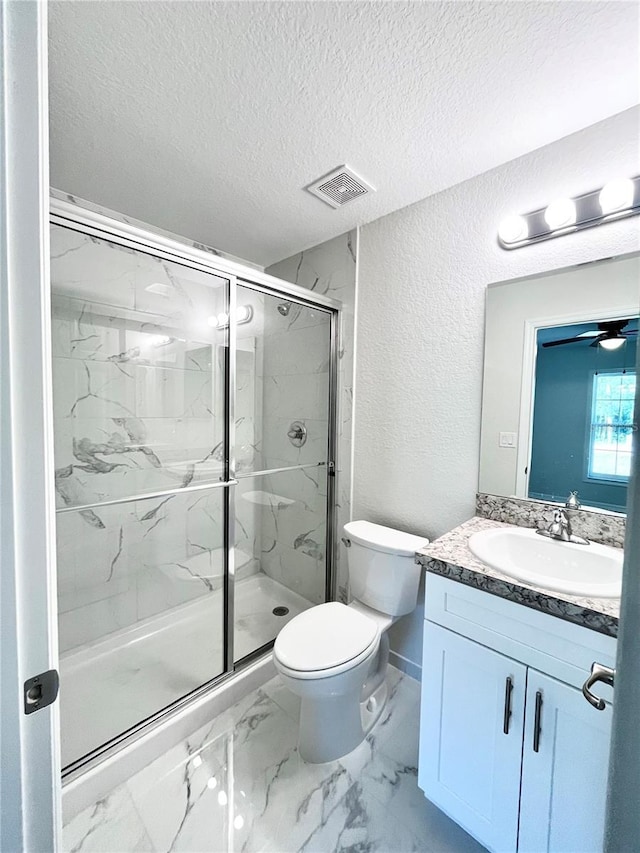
[{"left": 24, "top": 669, "right": 59, "bottom": 714}]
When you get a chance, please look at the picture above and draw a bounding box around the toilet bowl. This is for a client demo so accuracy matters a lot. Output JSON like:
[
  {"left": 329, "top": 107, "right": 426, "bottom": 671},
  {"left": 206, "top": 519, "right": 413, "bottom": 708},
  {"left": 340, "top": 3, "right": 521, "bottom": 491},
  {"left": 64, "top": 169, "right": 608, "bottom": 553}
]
[{"left": 273, "top": 520, "right": 428, "bottom": 763}]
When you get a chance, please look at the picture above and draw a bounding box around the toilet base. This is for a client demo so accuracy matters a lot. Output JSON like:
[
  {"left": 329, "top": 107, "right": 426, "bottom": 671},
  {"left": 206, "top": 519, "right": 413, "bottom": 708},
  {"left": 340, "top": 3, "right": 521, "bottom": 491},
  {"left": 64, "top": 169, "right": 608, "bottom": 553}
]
[
  {"left": 361, "top": 678, "right": 388, "bottom": 735},
  {"left": 298, "top": 689, "right": 365, "bottom": 763},
  {"left": 295, "top": 634, "right": 391, "bottom": 763}
]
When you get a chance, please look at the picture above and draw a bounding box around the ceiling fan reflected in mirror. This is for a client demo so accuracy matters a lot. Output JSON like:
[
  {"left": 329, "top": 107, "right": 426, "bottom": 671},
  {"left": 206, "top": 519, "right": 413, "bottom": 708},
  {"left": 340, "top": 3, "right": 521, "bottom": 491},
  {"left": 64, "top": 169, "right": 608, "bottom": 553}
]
[{"left": 542, "top": 319, "right": 639, "bottom": 351}]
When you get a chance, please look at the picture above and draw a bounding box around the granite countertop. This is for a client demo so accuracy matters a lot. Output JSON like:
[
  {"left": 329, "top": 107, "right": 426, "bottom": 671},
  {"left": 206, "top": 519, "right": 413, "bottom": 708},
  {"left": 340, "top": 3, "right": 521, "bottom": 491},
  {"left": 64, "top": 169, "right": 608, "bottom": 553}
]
[{"left": 416, "top": 516, "right": 620, "bottom": 637}]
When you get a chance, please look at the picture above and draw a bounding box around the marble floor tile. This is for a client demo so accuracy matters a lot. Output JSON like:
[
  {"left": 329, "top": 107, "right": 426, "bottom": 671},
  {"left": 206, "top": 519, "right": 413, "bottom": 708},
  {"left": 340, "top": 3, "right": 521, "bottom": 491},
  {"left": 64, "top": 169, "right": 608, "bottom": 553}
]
[
  {"left": 63, "top": 785, "right": 154, "bottom": 853},
  {"left": 63, "top": 668, "right": 486, "bottom": 853},
  {"left": 296, "top": 779, "right": 426, "bottom": 853}
]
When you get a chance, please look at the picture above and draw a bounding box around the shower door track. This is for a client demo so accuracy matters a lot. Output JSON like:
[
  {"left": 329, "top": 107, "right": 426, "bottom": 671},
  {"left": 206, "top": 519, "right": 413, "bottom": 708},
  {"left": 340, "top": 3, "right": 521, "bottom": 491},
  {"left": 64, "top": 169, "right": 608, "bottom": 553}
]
[{"left": 50, "top": 198, "right": 341, "bottom": 782}]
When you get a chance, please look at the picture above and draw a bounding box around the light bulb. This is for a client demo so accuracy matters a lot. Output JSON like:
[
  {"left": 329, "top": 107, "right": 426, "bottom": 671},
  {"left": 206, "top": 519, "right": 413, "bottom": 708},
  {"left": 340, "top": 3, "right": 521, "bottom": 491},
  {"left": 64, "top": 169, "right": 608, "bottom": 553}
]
[
  {"left": 236, "top": 305, "right": 253, "bottom": 324},
  {"left": 207, "top": 776, "right": 217, "bottom": 790},
  {"left": 151, "top": 334, "right": 173, "bottom": 348},
  {"left": 498, "top": 215, "right": 529, "bottom": 244},
  {"left": 218, "top": 790, "right": 228, "bottom": 806},
  {"left": 217, "top": 312, "right": 229, "bottom": 328},
  {"left": 207, "top": 315, "right": 219, "bottom": 328},
  {"left": 234, "top": 815, "right": 244, "bottom": 830},
  {"left": 544, "top": 198, "right": 576, "bottom": 231},
  {"left": 599, "top": 179, "right": 635, "bottom": 214},
  {"left": 192, "top": 755, "right": 202, "bottom": 768},
  {"left": 599, "top": 337, "right": 625, "bottom": 351}
]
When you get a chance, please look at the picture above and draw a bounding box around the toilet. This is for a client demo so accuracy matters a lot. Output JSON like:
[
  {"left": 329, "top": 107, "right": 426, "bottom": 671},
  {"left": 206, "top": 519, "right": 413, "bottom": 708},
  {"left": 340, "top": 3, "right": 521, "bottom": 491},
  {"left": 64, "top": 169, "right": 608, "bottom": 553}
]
[{"left": 273, "top": 520, "right": 429, "bottom": 763}]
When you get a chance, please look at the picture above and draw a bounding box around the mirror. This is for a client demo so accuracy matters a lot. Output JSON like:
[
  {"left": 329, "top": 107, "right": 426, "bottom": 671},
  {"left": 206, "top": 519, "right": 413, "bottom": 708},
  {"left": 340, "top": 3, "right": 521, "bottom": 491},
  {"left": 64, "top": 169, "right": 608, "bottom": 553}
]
[{"left": 479, "top": 254, "right": 640, "bottom": 514}]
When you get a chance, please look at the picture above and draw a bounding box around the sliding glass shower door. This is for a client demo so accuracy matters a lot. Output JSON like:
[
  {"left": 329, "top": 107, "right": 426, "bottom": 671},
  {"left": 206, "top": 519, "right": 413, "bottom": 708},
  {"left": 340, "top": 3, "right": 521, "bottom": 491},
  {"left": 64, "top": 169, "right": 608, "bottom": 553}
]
[
  {"left": 51, "top": 223, "right": 232, "bottom": 768},
  {"left": 50, "top": 214, "right": 337, "bottom": 772},
  {"left": 232, "top": 285, "right": 333, "bottom": 662}
]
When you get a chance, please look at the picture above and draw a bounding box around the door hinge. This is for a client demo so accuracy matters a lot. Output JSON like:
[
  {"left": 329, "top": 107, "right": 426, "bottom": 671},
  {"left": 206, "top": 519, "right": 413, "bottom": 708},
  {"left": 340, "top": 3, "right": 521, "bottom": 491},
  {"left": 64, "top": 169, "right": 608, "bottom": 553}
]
[{"left": 24, "top": 669, "right": 59, "bottom": 715}]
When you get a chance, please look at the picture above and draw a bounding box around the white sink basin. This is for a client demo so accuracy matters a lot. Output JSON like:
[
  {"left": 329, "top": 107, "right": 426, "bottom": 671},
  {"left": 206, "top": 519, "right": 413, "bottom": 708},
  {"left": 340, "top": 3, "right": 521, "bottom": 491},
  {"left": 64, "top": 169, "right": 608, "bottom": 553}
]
[{"left": 467, "top": 527, "right": 623, "bottom": 598}]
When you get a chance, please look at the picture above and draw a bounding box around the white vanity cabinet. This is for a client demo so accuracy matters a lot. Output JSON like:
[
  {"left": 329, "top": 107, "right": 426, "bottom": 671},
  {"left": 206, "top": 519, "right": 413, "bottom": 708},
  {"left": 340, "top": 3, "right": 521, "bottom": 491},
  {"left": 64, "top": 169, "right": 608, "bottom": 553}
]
[
  {"left": 418, "top": 574, "right": 617, "bottom": 853},
  {"left": 518, "top": 671, "right": 612, "bottom": 853}
]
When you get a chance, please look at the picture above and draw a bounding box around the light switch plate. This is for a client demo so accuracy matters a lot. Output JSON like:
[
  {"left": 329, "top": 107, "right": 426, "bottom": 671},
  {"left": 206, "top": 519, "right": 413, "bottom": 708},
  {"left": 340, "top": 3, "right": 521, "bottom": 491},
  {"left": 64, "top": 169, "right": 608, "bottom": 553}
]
[{"left": 499, "top": 431, "right": 517, "bottom": 448}]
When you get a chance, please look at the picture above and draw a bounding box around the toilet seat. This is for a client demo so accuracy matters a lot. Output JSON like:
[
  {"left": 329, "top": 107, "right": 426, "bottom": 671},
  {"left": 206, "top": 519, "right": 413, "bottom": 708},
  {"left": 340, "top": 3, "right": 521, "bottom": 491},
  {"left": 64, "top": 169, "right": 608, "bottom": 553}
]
[{"left": 274, "top": 602, "right": 380, "bottom": 680}]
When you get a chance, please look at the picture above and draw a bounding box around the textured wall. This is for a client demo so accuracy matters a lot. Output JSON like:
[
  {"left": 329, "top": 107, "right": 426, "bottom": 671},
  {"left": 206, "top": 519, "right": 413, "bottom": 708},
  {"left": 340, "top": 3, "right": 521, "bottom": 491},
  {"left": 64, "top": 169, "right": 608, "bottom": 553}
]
[
  {"left": 267, "top": 231, "right": 358, "bottom": 601},
  {"left": 355, "top": 108, "right": 640, "bottom": 672}
]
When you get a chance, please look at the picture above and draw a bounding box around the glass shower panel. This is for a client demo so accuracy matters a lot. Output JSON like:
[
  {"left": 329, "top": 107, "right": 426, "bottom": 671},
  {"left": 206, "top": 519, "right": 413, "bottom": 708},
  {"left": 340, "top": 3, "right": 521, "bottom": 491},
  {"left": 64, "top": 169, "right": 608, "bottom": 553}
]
[
  {"left": 233, "top": 285, "right": 332, "bottom": 662},
  {"left": 50, "top": 223, "right": 228, "bottom": 505},
  {"left": 234, "top": 286, "right": 332, "bottom": 475},
  {"left": 233, "top": 467, "right": 328, "bottom": 662},
  {"left": 57, "top": 488, "right": 226, "bottom": 767},
  {"left": 50, "top": 223, "right": 230, "bottom": 767}
]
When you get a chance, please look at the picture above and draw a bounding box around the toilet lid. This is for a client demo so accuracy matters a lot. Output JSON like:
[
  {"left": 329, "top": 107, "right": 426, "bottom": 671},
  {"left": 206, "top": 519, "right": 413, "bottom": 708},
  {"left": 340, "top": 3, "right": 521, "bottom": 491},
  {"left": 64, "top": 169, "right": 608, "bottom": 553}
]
[{"left": 275, "top": 602, "right": 379, "bottom": 672}]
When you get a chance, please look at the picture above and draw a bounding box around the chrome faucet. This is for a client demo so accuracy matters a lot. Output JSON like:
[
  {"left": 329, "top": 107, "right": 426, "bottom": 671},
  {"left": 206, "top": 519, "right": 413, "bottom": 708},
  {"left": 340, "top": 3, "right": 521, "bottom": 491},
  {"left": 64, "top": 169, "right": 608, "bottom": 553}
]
[
  {"left": 537, "top": 508, "right": 589, "bottom": 546},
  {"left": 565, "top": 490, "right": 581, "bottom": 510}
]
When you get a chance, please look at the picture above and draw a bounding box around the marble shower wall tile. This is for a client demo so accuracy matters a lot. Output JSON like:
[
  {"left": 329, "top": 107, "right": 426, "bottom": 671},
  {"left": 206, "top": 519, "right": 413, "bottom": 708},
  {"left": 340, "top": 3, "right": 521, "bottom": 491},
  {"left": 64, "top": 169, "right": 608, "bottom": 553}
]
[
  {"left": 266, "top": 231, "right": 357, "bottom": 602},
  {"left": 57, "top": 488, "right": 229, "bottom": 648},
  {"left": 476, "top": 492, "right": 626, "bottom": 548}
]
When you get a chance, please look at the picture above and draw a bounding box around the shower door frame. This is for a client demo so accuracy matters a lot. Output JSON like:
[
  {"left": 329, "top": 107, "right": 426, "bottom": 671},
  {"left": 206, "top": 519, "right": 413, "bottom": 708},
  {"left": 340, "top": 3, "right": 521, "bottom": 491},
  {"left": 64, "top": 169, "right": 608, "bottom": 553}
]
[{"left": 50, "top": 197, "right": 341, "bottom": 779}]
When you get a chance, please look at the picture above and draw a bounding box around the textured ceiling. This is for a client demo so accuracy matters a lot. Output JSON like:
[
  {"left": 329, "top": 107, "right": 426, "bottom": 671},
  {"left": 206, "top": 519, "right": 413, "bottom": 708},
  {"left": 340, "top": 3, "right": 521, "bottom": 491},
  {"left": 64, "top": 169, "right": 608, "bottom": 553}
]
[{"left": 48, "top": 1, "right": 640, "bottom": 267}]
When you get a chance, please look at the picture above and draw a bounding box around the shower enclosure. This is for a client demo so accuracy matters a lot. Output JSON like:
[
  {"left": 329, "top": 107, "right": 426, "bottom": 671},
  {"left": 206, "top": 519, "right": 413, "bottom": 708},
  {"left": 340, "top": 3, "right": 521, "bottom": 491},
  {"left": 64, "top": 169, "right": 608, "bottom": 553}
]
[{"left": 49, "top": 200, "right": 338, "bottom": 772}]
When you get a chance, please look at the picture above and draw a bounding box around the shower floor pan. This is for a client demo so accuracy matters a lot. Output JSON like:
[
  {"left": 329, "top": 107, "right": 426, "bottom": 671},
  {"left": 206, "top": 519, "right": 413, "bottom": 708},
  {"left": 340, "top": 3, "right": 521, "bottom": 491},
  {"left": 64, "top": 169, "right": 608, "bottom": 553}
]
[{"left": 59, "top": 573, "right": 312, "bottom": 769}]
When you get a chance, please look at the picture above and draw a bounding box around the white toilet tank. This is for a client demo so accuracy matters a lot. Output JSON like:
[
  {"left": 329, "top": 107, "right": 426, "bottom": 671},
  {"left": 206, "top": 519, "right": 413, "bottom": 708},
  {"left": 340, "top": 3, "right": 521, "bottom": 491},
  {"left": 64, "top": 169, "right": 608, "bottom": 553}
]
[{"left": 344, "top": 521, "right": 429, "bottom": 617}]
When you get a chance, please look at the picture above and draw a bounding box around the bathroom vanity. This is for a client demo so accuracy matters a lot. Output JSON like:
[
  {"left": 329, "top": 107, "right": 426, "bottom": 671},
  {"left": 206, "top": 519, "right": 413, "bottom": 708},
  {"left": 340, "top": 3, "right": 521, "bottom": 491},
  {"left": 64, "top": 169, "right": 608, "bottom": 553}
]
[{"left": 416, "top": 516, "right": 619, "bottom": 853}]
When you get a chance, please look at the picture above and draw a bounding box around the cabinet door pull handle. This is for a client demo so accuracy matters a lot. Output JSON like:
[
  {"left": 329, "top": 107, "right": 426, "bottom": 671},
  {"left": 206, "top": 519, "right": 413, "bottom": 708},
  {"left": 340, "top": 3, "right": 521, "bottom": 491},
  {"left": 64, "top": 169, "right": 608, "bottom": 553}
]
[
  {"left": 503, "top": 676, "right": 514, "bottom": 734},
  {"left": 533, "top": 690, "right": 543, "bottom": 753}
]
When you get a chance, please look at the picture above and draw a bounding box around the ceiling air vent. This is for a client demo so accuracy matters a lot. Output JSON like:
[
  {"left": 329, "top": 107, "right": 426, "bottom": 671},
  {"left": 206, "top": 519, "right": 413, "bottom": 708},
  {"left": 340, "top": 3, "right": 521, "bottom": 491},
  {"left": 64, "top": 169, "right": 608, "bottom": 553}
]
[{"left": 306, "top": 165, "right": 375, "bottom": 209}]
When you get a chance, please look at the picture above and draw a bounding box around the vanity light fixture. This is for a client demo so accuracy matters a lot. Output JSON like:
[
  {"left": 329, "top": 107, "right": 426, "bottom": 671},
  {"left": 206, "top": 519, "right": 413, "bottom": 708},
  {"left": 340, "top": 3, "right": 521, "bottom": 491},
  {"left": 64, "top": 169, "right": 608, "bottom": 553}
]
[
  {"left": 544, "top": 198, "right": 576, "bottom": 231},
  {"left": 497, "top": 214, "right": 528, "bottom": 244},
  {"left": 214, "top": 312, "right": 229, "bottom": 328},
  {"left": 498, "top": 175, "right": 640, "bottom": 249},
  {"left": 235, "top": 304, "right": 252, "bottom": 324},
  {"left": 599, "top": 178, "right": 635, "bottom": 214},
  {"left": 150, "top": 334, "right": 173, "bottom": 347},
  {"left": 207, "top": 305, "right": 253, "bottom": 329}
]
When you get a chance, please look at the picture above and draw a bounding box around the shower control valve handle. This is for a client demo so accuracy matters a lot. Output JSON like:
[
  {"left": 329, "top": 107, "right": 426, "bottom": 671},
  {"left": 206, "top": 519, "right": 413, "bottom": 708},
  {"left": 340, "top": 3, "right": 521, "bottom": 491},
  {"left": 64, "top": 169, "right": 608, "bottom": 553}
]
[{"left": 287, "top": 421, "right": 308, "bottom": 447}]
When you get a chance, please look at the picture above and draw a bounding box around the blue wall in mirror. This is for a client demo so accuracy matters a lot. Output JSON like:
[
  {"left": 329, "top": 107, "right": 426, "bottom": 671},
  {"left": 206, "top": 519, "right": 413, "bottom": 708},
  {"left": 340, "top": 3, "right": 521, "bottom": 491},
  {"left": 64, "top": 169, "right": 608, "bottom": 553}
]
[{"left": 529, "top": 319, "right": 638, "bottom": 512}]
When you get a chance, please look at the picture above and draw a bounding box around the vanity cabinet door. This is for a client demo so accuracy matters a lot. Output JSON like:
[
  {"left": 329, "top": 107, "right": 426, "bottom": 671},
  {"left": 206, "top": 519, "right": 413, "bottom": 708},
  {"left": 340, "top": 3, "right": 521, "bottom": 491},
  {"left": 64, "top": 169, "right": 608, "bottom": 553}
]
[
  {"left": 418, "top": 622, "right": 526, "bottom": 853},
  {"left": 519, "top": 670, "right": 612, "bottom": 853}
]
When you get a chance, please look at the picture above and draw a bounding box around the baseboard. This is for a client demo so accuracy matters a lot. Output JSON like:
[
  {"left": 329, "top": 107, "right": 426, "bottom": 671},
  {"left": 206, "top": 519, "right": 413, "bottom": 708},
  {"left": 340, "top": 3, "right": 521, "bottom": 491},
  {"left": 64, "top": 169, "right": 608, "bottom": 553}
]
[{"left": 389, "top": 650, "right": 422, "bottom": 682}]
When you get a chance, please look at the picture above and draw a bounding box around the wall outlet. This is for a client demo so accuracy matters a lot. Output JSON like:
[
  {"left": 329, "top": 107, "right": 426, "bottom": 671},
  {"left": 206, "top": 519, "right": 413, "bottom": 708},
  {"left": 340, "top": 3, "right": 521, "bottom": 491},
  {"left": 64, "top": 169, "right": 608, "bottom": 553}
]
[{"left": 499, "top": 431, "right": 517, "bottom": 449}]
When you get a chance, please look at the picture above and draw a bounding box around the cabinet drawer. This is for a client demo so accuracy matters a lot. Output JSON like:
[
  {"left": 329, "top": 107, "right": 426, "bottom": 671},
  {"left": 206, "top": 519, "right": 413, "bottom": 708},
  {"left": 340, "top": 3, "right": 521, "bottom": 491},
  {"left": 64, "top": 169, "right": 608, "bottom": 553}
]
[{"left": 425, "top": 574, "right": 616, "bottom": 696}]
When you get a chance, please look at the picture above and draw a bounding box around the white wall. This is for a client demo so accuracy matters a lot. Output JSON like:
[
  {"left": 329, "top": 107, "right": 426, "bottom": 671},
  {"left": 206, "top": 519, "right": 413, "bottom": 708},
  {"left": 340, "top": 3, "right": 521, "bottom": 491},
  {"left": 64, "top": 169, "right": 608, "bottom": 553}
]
[{"left": 354, "top": 106, "right": 640, "bottom": 673}]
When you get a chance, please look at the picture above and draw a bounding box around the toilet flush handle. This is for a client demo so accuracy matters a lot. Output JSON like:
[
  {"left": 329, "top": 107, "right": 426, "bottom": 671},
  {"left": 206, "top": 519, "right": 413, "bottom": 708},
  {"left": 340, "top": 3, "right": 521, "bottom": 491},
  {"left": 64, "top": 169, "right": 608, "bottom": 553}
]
[{"left": 341, "top": 537, "right": 351, "bottom": 548}]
